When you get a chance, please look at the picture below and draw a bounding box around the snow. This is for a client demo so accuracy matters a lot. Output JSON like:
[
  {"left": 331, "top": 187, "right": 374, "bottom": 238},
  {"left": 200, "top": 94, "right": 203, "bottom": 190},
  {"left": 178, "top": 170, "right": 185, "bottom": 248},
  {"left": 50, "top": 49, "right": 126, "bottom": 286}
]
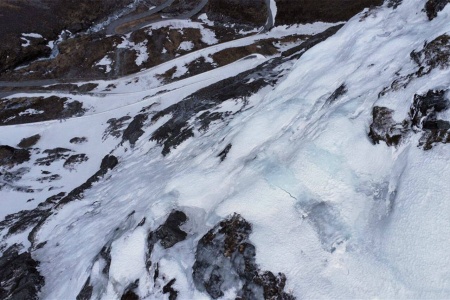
[
  {"left": 96, "top": 56, "right": 113, "bottom": 73},
  {"left": 22, "top": 33, "right": 43, "bottom": 38},
  {"left": 178, "top": 41, "right": 194, "bottom": 52},
  {"left": 2, "top": 0, "right": 450, "bottom": 299}
]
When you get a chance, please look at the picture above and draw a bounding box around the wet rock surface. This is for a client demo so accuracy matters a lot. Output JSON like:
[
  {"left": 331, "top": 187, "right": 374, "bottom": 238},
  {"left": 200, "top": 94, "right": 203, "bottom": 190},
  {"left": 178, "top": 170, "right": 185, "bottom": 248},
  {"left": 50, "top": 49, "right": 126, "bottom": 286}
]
[
  {"left": 193, "top": 214, "right": 294, "bottom": 299},
  {"left": 0, "top": 244, "right": 45, "bottom": 300}
]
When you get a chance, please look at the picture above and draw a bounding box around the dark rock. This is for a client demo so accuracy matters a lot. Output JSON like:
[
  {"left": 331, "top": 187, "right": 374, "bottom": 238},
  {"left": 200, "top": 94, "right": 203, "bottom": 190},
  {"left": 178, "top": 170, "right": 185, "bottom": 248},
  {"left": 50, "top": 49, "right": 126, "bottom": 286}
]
[
  {"left": 76, "top": 277, "right": 93, "bottom": 300},
  {"left": 104, "top": 116, "right": 132, "bottom": 139},
  {"left": 205, "top": 0, "right": 268, "bottom": 27},
  {"left": 0, "top": 145, "right": 31, "bottom": 167},
  {"left": 325, "top": 83, "right": 347, "bottom": 105},
  {"left": 424, "top": 0, "right": 449, "bottom": 20},
  {"left": 281, "top": 25, "right": 344, "bottom": 58},
  {"left": 0, "top": 96, "right": 85, "bottom": 126},
  {"left": 0, "top": 244, "right": 45, "bottom": 300},
  {"left": 1, "top": 167, "right": 29, "bottom": 183},
  {"left": 121, "top": 290, "right": 139, "bottom": 300},
  {"left": 275, "top": 0, "right": 384, "bottom": 25},
  {"left": 0, "top": 0, "right": 133, "bottom": 74},
  {"left": 70, "top": 137, "right": 88, "bottom": 144},
  {"left": 368, "top": 106, "right": 405, "bottom": 146},
  {"left": 193, "top": 214, "right": 294, "bottom": 299},
  {"left": 387, "top": 0, "right": 402, "bottom": 8},
  {"left": 162, "top": 279, "right": 178, "bottom": 300},
  {"left": 122, "top": 114, "right": 149, "bottom": 145},
  {"left": 409, "top": 90, "right": 449, "bottom": 128},
  {"left": 35, "top": 148, "right": 72, "bottom": 166},
  {"left": 218, "top": 144, "right": 232, "bottom": 162},
  {"left": 17, "top": 134, "right": 41, "bottom": 148},
  {"left": 37, "top": 174, "right": 62, "bottom": 183},
  {"left": 100, "top": 246, "right": 112, "bottom": 276},
  {"left": 369, "top": 90, "right": 450, "bottom": 150},
  {"left": 57, "top": 155, "right": 118, "bottom": 207},
  {"left": 0, "top": 193, "right": 65, "bottom": 236},
  {"left": 411, "top": 34, "right": 450, "bottom": 77},
  {"left": 155, "top": 211, "right": 188, "bottom": 249},
  {"left": 64, "top": 154, "right": 89, "bottom": 170}
]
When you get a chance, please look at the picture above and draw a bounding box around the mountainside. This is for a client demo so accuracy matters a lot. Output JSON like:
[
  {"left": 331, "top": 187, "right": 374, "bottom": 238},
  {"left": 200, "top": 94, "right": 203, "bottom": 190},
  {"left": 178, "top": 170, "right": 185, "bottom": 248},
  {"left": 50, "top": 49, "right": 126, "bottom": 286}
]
[{"left": 1, "top": 0, "right": 450, "bottom": 299}]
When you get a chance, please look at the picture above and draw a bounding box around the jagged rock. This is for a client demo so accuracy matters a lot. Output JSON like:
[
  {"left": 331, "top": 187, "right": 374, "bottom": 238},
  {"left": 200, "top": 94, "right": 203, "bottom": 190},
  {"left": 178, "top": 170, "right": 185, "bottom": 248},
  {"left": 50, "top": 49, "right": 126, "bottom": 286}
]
[
  {"left": 325, "top": 83, "right": 347, "bottom": 105},
  {"left": 155, "top": 210, "right": 188, "bottom": 249},
  {"left": 57, "top": 155, "right": 119, "bottom": 207},
  {"left": 70, "top": 137, "right": 88, "bottom": 144},
  {"left": 0, "top": 145, "right": 31, "bottom": 168},
  {"left": 193, "top": 214, "right": 294, "bottom": 299},
  {"left": 0, "top": 244, "right": 45, "bottom": 300},
  {"left": 218, "top": 144, "right": 232, "bottom": 162},
  {"left": 17, "top": 134, "right": 41, "bottom": 148},
  {"left": 162, "top": 279, "right": 178, "bottom": 300},
  {"left": 411, "top": 34, "right": 450, "bottom": 76},
  {"left": 0, "top": 192, "right": 65, "bottom": 236},
  {"left": 76, "top": 277, "right": 94, "bottom": 300},
  {"left": 369, "top": 90, "right": 450, "bottom": 150},
  {"left": 104, "top": 116, "right": 132, "bottom": 139},
  {"left": 387, "top": 0, "right": 403, "bottom": 9},
  {"left": 410, "top": 90, "right": 449, "bottom": 127},
  {"left": 369, "top": 106, "right": 405, "bottom": 146},
  {"left": 424, "top": 0, "right": 449, "bottom": 20},
  {"left": 122, "top": 114, "right": 148, "bottom": 145},
  {"left": 64, "top": 154, "right": 89, "bottom": 170},
  {"left": 35, "top": 148, "right": 72, "bottom": 166}
]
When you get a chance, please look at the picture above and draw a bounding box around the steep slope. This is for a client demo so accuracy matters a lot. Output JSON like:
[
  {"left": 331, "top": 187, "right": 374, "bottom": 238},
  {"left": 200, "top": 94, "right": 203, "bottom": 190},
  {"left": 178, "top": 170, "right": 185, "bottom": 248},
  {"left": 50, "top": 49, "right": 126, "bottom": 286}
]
[{"left": 1, "top": 0, "right": 450, "bottom": 299}]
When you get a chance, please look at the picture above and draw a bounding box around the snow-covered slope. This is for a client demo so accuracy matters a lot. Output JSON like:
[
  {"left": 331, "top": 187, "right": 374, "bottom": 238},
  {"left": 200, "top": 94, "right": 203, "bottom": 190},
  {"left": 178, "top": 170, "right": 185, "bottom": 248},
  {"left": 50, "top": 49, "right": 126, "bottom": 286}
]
[{"left": 1, "top": 0, "right": 450, "bottom": 299}]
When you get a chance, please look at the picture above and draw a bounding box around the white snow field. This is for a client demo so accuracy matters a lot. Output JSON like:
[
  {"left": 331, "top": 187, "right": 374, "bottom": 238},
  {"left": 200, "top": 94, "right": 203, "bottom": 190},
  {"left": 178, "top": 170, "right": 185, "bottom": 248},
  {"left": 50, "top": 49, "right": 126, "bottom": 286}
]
[{"left": 1, "top": 0, "right": 450, "bottom": 299}]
